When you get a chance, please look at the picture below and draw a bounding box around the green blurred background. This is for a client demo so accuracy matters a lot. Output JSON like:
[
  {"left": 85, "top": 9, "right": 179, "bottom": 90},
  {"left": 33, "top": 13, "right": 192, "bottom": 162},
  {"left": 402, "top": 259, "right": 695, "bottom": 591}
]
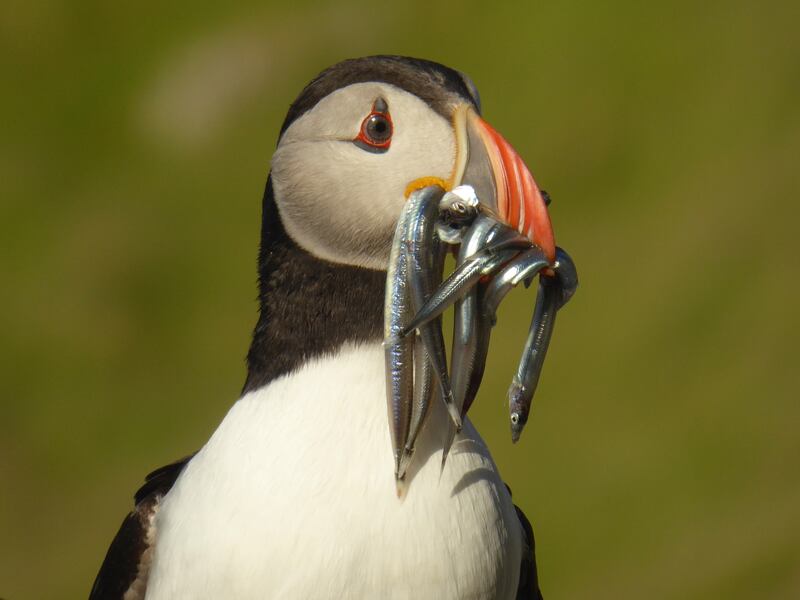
[{"left": 2, "top": 0, "right": 798, "bottom": 598}]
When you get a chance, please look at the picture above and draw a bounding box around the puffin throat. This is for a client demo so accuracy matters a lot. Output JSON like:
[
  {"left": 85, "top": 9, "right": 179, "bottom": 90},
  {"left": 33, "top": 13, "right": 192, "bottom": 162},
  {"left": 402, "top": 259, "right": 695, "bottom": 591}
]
[{"left": 243, "top": 178, "right": 385, "bottom": 393}]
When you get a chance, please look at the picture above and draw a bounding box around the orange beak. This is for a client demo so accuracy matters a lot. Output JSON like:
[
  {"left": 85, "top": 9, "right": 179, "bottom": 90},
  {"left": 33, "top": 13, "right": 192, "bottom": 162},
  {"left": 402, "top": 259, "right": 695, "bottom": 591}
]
[{"left": 451, "top": 105, "right": 556, "bottom": 263}]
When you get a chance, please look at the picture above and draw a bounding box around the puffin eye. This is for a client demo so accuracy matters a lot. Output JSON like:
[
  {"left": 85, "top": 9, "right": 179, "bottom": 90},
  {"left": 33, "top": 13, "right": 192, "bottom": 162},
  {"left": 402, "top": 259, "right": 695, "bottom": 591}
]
[
  {"left": 365, "top": 114, "right": 392, "bottom": 143},
  {"left": 354, "top": 101, "right": 393, "bottom": 153}
]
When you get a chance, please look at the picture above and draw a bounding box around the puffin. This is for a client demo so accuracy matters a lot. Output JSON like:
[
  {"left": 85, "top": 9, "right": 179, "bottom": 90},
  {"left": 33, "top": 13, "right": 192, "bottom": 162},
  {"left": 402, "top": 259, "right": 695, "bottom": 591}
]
[{"left": 90, "top": 55, "right": 550, "bottom": 600}]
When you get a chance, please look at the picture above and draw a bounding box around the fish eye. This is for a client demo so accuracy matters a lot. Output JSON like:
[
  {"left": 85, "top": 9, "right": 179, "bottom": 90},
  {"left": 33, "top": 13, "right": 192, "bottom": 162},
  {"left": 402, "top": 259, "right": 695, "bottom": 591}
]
[{"left": 451, "top": 201, "right": 466, "bottom": 214}]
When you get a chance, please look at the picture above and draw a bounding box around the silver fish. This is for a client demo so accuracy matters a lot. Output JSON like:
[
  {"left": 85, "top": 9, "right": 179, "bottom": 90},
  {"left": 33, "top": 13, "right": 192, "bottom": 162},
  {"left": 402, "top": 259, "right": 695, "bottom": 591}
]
[
  {"left": 508, "top": 274, "right": 560, "bottom": 443},
  {"left": 553, "top": 246, "right": 579, "bottom": 310},
  {"left": 402, "top": 220, "right": 529, "bottom": 336},
  {"left": 441, "top": 216, "right": 524, "bottom": 466},
  {"left": 384, "top": 190, "right": 422, "bottom": 486},
  {"left": 483, "top": 247, "right": 550, "bottom": 323},
  {"left": 398, "top": 332, "right": 436, "bottom": 479},
  {"left": 399, "top": 231, "right": 448, "bottom": 478},
  {"left": 507, "top": 246, "right": 578, "bottom": 442},
  {"left": 457, "top": 247, "right": 552, "bottom": 422},
  {"left": 404, "top": 188, "right": 460, "bottom": 430}
]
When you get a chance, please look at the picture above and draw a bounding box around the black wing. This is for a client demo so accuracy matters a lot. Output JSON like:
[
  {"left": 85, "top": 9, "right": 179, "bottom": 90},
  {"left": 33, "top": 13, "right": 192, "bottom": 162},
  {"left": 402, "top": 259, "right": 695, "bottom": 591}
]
[
  {"left": 89, "top": 455, "right": 193, "bottom": 600},
  {"left": 507, "top": 484, "right": 544, "bottom": 600},
  {"left": 515, "top": 502, "right": 544, "bottom": 600}
]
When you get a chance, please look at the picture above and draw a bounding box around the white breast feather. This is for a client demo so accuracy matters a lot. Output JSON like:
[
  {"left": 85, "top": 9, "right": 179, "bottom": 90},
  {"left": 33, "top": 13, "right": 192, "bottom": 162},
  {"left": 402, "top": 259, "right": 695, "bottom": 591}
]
[{"left": 145, "top": 342, "right": 522, "bottom": 599}]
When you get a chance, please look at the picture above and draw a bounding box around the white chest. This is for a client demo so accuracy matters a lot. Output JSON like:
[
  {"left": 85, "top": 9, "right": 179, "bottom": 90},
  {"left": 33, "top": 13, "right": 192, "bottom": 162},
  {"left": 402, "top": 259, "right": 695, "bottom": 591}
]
[{"left": 145, "top": 343, "right": 522, "bottom": 600}]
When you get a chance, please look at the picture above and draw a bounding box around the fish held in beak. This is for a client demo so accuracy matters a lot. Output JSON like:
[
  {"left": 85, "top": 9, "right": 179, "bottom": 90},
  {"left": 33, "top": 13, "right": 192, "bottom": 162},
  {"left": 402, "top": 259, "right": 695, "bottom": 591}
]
[{"left": 385, "top": 104, "right": 578, "bottom": 484}]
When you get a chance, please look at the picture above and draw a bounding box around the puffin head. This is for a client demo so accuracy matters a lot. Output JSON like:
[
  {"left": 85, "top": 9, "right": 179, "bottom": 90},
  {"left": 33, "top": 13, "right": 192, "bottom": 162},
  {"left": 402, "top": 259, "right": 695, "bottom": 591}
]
[{"left": 270, "top": 55, "right": 555, "bottom": 270}]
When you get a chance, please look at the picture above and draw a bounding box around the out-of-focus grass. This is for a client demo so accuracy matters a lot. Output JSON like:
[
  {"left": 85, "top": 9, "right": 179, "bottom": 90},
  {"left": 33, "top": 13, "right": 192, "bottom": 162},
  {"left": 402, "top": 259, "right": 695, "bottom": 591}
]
[{"left": 1, "top": 1, "right": 798, "bottom": 598}]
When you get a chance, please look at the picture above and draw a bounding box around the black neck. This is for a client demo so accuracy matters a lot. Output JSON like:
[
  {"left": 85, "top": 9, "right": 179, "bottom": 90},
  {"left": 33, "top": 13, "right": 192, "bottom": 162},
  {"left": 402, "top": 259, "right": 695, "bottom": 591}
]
[{"left": 243, "top": 178, "right": 386, "bottom": 393}]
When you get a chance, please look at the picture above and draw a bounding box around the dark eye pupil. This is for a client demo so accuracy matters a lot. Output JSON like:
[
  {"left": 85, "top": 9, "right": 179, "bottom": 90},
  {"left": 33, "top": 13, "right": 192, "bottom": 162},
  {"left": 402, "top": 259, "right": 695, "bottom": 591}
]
[{"left": 367, "top": 114, "right": 391, "bottom": 142}]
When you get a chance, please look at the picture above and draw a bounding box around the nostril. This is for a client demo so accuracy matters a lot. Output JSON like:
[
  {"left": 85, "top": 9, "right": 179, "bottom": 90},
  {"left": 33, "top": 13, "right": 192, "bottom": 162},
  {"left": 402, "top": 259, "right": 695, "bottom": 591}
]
[{"left": 541, "top": 190, "right": 552, "bottom": 207}]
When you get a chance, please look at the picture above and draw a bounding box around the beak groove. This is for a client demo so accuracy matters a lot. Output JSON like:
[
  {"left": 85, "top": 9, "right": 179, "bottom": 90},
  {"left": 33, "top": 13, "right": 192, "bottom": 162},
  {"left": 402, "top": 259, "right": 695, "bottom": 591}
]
[{"left": 453, "top": 106, "right": 556, "bottom": 263}]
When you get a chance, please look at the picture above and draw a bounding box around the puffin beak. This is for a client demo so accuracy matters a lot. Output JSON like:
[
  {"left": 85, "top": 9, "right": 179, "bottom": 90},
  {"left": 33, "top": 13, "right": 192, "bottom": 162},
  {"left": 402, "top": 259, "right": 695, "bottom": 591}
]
[{"left": 451, "top": 105, "right": 556, "bottom": 264}]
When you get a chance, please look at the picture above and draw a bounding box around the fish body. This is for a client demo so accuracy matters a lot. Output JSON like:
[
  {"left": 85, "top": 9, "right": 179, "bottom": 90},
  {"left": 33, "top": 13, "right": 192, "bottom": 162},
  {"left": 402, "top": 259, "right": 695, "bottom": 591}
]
[
  {"left": 508, "top": 275, "right": 560, "bottom": 443},
  {"left": 404, "top": 188, "right": 460, "bottom": 431},
  {"left": 384, "top": 196, "right": 418, "bottom": 481}
]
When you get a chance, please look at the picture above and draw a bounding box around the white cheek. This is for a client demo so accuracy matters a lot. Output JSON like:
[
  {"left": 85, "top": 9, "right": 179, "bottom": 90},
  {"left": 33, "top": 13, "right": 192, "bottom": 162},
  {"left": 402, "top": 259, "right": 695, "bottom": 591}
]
[{"left": 271, "top": 84, "right": 457, "bottom": 270}]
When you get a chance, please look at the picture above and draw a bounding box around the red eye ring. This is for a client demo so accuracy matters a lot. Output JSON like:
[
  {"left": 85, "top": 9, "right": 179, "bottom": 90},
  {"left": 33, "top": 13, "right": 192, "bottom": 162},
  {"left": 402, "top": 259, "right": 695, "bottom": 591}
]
[{"left": 355, "top": 110, "right": 393, "bottom": 151}]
